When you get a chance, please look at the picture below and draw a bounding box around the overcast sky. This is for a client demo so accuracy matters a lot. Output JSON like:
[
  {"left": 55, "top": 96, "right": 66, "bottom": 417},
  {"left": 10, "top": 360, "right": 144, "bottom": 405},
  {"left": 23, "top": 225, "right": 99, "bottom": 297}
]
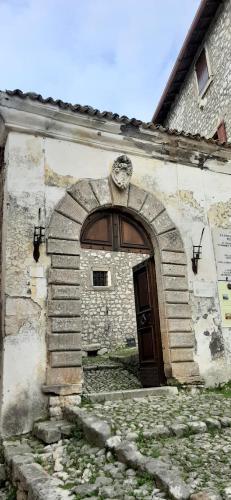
[{"left": 0, "top": 0, "right": 201, "bottom": 121}]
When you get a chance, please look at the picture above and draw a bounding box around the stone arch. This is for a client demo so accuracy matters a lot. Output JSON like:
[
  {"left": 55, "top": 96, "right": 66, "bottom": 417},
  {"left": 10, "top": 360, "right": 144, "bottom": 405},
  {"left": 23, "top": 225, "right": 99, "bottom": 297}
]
[{"left": 45, "top": 177, "right": 200, "bottom": 394}]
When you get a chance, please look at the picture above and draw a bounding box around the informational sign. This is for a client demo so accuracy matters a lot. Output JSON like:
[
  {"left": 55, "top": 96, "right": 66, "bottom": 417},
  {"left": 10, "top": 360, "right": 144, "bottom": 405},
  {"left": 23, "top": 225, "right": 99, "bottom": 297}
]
[
  {"left": 212, "top": 228, "right": 231, "bottom": 327},
  {"left": 218, "top": 282, "right": 231, "bottom": 327},
  {"left": 213, "top": 229, "right": 231, "bottom": 281}
]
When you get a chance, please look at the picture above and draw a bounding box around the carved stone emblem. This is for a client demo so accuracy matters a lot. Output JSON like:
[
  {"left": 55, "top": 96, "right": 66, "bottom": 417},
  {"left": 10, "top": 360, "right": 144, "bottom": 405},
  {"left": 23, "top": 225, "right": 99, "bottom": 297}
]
[{"left": 111, "top": 155, "right": 133, "bottom": 190}]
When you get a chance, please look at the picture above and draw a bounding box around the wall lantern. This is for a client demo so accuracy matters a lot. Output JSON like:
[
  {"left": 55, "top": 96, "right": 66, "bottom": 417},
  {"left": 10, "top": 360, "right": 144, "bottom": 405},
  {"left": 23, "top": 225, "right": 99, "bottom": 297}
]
[
  {"left": 191, "top": 227, "right": 205, "bottom": 275},
  {"left": 33, "top": 208, "right": 45, "bottom": 262}
]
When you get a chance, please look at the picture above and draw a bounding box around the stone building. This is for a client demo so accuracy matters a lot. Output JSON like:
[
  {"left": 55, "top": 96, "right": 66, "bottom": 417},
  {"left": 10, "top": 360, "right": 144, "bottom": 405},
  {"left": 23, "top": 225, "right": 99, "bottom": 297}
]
[
  {"left": 1, "top": 89, "right": 231, "bottom": 436},
  {"left": 153, "top": 0, "right": 231, "bottom": 142}
]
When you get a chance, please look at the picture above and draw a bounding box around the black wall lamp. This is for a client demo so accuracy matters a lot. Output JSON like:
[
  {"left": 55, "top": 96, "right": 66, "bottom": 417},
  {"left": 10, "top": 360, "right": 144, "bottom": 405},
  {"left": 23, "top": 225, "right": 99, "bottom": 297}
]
[
  {"left": 191, "top": 227, "right": 205, "bottom": 274},
  {"left": 33, "top": 208, "right": 45, "bottom": 262}
]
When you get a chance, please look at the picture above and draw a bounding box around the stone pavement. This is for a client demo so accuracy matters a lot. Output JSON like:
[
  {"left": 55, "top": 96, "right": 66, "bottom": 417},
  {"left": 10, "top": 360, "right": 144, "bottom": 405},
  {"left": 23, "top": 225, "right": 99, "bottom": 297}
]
[
  {"left": 83, "top": 367, "right": 142, "bottom": 394},
  {"left": 82, "top": 390, "right": 231, "bottom": 497}
]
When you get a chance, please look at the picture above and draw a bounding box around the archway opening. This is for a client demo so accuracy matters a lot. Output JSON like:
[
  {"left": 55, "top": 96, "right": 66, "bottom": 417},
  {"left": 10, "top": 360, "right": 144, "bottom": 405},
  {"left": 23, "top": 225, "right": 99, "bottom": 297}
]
[{"left": 80, "top": 208, "right": 165, "bottom": 389}]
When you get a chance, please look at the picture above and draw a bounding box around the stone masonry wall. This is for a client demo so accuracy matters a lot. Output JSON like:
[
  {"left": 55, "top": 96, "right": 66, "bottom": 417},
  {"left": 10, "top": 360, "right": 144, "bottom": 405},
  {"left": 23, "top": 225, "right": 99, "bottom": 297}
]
[
  {"left": 81, "top": 249, "right": 147, "bottom": 350},
  {"left": 165, "top": 0, "right": 231, "bottom": 141}
]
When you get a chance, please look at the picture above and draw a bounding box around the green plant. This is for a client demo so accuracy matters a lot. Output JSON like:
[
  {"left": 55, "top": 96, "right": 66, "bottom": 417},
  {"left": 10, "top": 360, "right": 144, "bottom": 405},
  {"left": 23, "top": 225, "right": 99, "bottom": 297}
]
[{"left": 6, "top": 487, "right": 17, "bottom": 500}]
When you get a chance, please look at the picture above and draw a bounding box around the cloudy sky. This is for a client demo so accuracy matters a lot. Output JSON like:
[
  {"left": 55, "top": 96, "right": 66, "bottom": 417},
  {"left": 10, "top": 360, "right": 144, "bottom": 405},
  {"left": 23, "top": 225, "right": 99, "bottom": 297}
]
[{"left": 0, "top": 0, "right": 200, "bottom": 121}]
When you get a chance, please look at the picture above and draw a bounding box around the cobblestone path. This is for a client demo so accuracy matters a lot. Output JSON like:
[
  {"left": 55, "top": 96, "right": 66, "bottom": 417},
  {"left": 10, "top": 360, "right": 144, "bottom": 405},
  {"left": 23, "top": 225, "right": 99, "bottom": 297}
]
[
  {"left": 19, "top": 433, "right": 164, "bottom": 499},
  {"left": 83, "top": 367, "right": 142, "bottom": 393},
  {"left": 83, "top": 390, "right": 231, "bottom": 496}
]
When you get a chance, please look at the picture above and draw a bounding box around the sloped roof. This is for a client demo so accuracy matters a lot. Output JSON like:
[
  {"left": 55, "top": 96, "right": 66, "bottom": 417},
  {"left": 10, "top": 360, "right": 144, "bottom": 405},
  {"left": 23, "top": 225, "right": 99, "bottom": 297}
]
[
  {"left": 152, "top": 0, "right": 222, "bottom": 124},
  {"left": 3, "top": 89, "right": 230, "bottom": 148}
]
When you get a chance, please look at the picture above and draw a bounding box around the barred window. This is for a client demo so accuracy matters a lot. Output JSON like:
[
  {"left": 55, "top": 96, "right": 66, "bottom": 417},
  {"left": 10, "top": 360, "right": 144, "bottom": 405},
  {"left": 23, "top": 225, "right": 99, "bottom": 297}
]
[{"left": 92, "top": 270, "right": 108, "bottom": 287}]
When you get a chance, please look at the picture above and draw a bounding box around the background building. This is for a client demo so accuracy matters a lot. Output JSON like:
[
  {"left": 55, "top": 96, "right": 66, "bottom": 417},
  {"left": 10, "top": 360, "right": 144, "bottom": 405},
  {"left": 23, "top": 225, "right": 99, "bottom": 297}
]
[{"left": 153, "top": 0, "right": 231, "bottom": 142}]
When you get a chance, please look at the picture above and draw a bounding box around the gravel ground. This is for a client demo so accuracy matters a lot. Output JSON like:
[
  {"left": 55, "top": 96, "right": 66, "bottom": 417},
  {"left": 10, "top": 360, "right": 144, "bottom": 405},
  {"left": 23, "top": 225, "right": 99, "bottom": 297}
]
[
  {"left": 83, "top": 367, "right": 142, "bottom": 393},
  {"left": 18, "top": 433, "right": 166, "bottom": 499}
]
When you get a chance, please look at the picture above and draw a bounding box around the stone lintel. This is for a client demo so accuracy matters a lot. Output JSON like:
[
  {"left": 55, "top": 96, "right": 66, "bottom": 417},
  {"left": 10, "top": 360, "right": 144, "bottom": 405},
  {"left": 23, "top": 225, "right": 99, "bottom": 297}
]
[{"left": 50, "top": 351, "right": 82, "bottom": 368}]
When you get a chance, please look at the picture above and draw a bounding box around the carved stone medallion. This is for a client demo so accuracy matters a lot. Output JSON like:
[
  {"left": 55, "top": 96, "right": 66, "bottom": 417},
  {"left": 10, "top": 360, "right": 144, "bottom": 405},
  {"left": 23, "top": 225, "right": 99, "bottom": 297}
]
[{"left": 111, "top": 155, "right": 133, "bottom": 190}]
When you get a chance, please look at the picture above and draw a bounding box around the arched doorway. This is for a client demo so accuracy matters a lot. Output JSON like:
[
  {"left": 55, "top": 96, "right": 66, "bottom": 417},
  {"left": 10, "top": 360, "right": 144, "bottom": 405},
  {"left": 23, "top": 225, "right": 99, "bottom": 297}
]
[
  {"left": 45, "top": 177, "right": 199, "bottom": 395},
  {"left": 80, "top": 208, "right": 165, "bottom": 387}
]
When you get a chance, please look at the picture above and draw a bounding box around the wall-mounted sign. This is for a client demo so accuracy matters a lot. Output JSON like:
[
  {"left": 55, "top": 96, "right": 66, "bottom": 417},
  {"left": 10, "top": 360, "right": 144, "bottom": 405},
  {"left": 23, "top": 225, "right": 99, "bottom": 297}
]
[
  {"left": 218, "top": 282, "right": 231, "bottom": 327},
  {"left": 213, "top": 228, "right": 231, "bottom": 281},
  {"left": 193, "top": 281, "right": 216, "bottom": 298}
]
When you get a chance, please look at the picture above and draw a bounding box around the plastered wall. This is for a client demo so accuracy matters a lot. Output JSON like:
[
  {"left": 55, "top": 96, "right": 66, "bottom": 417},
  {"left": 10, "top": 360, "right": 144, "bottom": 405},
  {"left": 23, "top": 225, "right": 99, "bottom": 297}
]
[{"left": 1, "top": 118, "right": 231, "bottom": 434}]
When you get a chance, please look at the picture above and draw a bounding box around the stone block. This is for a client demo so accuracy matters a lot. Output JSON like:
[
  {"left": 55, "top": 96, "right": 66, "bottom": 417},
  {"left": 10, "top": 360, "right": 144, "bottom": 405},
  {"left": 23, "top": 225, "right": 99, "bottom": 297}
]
[
  {"left": 152, "top": 210, "right": 175, "bottom": 235},
  {"left": 43, "top": 383, "right": 82, "bottom": 395},
  {"left": 48, "top": 268, "right": 80, "bottom": 285},
  {"left": 4, "top": 444, "right": 33, "bottom": 466},
  {"left": 128, "top": 184, "right": 147, "bottom": 212},
  {"left": 161, "top": 251, "right": 186, "bottom": 265},
  {"left": 46, "top": 366, "right": 83, "bottom": 386},
  {"left": 33, "top": 422, "right": 61, "bottom": 444},
  {"left": 16, "top": 462, "right": 49, "bottom": 489},
  {"left": 47, "top": 238, "right": 80, "bottom": 255},
  {"left": 140, "top": 193, "right": 163, "bottom": 222},
  {"left": 68, "top": 179, "right": 99, "bottom": 212},
  {"left": 165, "top": 290, "right": 189, "bottom": 303},
  {"left": 52, "top": 317, "right": 81, "bottom": 332},
  {"left": 168, "top": 319, "right": 191, "bottom": 332},
  {"left": 162, "top": 264, "right": 186, "bottom": 277},
  {"left": 51, "top": 254, "right": 80, "bottom": 269},
  {"left": 51, "top": 285, "right": 80, "bottom": 299},
  {"left": 169, "top": 332, "right": 195, "bottom": 348},
  {"left": 164, "top": 276, "right": 188, "bottom": 291},
  {"left": 170, "top": 348, "right": 194, "bottom": 362},
  {"left": 90, "top": 178, "right": 111, "bottom": 206},
  {"left": 171, "top": 361, "right": 200, "bottom": 382},
  {"left": 50, "top": 351, "right": 82, "bottom": 367},
  {"left": 57, "top": 193, "right": 87, "bottom": 223},
  {"left": 48, "top": 299, "right": 80, "bottom": 317},
  {"left": 48, "top": 333, "right": 81, "bottom": 351},
  {"left": 166, "top": 304, "right": 191, "bottom": 318},
  {"left": 48, "top": 211, "right": 81, "bottom": 240},
  {"left": 188, "top": 422, "right": 207, "bottom": 434},
  {"left": 158, "top": 230, "right": 184, "bottom": 251}
]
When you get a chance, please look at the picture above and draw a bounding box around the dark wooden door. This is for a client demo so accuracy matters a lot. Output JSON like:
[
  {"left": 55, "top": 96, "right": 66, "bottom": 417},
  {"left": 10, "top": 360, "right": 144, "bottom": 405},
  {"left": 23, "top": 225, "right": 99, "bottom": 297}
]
[{"left": 133, "top": 257, "right": 165, "bottom": 387}]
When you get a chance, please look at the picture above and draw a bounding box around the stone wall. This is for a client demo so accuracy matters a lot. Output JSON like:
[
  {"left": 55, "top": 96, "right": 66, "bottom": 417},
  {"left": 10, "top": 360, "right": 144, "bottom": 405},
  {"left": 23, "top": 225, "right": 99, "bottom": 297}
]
[
  {"left": 165, "top": 0, "right": 231, "bottom": 141},
  {"left": 81, "top": 249, "right": 147, "bottom": 350}
]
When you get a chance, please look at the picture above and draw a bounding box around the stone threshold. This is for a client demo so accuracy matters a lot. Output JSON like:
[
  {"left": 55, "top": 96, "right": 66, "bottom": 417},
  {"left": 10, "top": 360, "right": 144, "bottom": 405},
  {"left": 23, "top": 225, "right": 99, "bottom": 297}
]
[
  {"left": 83, "top": 363, "right": 121, "bottom": 371},
  {"left": 83, "top": 385, "right": 178, "bottom": 402}
]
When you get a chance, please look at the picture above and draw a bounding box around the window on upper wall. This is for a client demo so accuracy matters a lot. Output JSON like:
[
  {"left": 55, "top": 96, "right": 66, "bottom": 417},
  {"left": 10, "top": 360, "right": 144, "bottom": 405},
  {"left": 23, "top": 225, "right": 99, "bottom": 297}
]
[
  {"left": 195, "top": 49, "right": 210, "bottom": 95},
  {"left": 213, "top": 121, "right": 227, "bottom": 144}
]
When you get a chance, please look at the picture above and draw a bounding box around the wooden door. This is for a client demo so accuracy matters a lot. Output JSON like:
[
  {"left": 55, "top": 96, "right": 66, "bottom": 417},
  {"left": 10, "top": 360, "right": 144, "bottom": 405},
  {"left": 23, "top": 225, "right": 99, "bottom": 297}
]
[{"left": 133, "top": 257, "right": 165, "bottom": 387}]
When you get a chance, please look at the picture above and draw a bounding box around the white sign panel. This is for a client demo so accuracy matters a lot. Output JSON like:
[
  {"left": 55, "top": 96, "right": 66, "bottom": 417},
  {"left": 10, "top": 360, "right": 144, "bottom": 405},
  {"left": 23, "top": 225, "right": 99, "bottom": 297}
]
[
  {"left": 213, "top": 228, "right": 231, "bottom": 281},
  {"left": 193, "top": 281, "right": 216, "bottom": 298}
]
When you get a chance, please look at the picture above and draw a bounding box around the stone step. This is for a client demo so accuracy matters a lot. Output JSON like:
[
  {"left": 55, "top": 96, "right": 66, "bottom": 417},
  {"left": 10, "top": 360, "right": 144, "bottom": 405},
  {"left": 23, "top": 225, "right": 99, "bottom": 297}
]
[
  {"left": 33, "top": 420, "right": 74, "bottom": 444},
  {"left": 83, "top": 363, "right": 121, "bottom": 371},
  {"left": 83, "top": 385, "right": 178, "bottom": 403}
]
